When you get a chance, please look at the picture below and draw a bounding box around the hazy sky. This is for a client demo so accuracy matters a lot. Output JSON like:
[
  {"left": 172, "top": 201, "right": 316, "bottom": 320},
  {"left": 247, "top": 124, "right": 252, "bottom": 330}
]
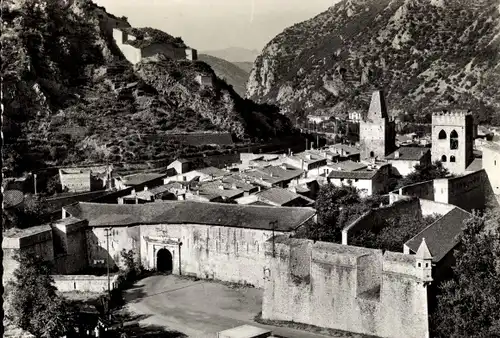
[{"left": 94, "top": 0, "right": 338, "bottom": 51}]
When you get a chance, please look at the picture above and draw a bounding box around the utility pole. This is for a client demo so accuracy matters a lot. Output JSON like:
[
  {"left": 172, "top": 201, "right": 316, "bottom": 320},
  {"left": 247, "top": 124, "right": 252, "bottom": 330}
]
[
  {"left": 33, "top": 173, "right": 37, "bottom": 195},
  {"left": 104, "top": 227, "right": 112, "bottom": 319}
]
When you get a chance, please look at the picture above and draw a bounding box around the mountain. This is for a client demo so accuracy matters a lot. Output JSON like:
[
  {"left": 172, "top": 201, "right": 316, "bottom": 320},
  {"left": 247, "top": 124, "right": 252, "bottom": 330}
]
[
  {"left": 198, "top": 54, "right": 250, "bottom": 97},
  {"left": 247, "top": 0, "right": 500, "bottom": 125},
  {"left": 234, "top": 62, "right": 254, "bottom": 73},
  {"left": 202, "top": 47, "right": 260, "bottom": 63},
  {"left": 1, "top": 0, "right": 294, "bottom": 176}
]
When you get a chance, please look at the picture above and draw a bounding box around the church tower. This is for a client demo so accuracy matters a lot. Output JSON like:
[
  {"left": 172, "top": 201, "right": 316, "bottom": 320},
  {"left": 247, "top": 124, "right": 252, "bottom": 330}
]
[
  {"left": 431, "top": 109, "right": 474, "bottom": 175},
  {"left": 359, "top": 90, "right": 396, "bottom": 160}
]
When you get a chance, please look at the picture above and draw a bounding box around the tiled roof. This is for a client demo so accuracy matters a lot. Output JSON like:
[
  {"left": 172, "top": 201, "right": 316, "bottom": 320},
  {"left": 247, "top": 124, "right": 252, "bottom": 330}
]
[
  {"left": 329, "top": 144, "right": 361, "bottom": 156},
  {"left": 385, "top": 147, "right": 430, "bottom": 161},
  {"left": 327, "top": 170, "right": 378, "bottom": 180},
  {"left": 367, "top": 90, "right": 388, "bottom": 120},
  {"left": 405, "top": 207, "right": 472, "bottom": 262},
  {"left": 287, "top": 151, "right": 327, "bottom": 164},
  {"left": 483, "top": 141, "right": 500, "bottom": 153},
  {"left": 466, "top": 158, "right": 483, "bottom": 172},
  {"left": 256, "top": 187, "right": 310, "bottom": 206},
  {"left": 63, "top": 201, "right": 316, "bottom": 231},
  {"left": 327, "top": 161, "right": 367, "bottom": 172},
  {"left": 195, "top": 167, "right": 229, "bottom": 177},
  {"left": 121, "top": 173, "right": 169, "bottom": 186},
  {"left": 243, "top": 165, "right": 304, "bottom": 185},
  {"left": 220, "top": 176, "right": 257, "bottom": 192},
  {"left": 193, "top": 181, "right": 244, "bottom": 199}
]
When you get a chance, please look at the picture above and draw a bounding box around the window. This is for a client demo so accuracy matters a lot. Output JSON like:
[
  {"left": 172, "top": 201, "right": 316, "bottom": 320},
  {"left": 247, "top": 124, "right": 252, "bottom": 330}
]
[
  {"left": 442, "top": 155, "right": 447, "bottom": 162},
  {"left": 495, "top": 160, "right": 497, "bottom": 166},
  {"left": 425, "top": 263, "right": 429, "bottom": 268},
  {"left": 450, "top": 130, "right": 459, "bottom": 150},
  {"left": 450, "top": 156, "right": 456, "bottom": 163},
  {"left": 418, "top": 262, "right": 422, "bottom": 267},
  {"left": 370, "top": 151, "right": 375, "bottom": 158},
  {"left": 438, "top": 130, "right": 447, "bottom": 139}
]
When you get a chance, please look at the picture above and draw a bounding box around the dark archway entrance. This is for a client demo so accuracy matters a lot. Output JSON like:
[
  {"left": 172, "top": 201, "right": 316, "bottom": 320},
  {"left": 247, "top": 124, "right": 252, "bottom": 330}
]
[{"left": 157, "top": 248, "right": 173, "bottom": 273}]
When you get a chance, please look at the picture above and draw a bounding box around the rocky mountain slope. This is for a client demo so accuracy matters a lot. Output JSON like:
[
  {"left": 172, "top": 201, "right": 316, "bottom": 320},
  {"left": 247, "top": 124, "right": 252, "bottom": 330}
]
[
  {"left": 247, "top": 0, "right": 500, "bottom": 124},
  {"left": 198, "top": 54, "right": 250, "bottom": 97},
  {"left": 1, "top": 0, "right": 293, "bottom": 175}
]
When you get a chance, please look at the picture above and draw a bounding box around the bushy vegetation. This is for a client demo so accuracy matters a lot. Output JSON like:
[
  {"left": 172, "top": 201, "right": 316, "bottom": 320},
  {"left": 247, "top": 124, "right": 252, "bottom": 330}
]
[
  {"left": 396, "top": 160, "right": 450, "bottom": 188},
  {"left": 430, "top": 215, "right": 500, "bottom": 337},
  {"left": 349, "top": 213, "right": 441, "bottom": 252},
  {"left": 6, "top": 251, "right": 73, "bottom": 338},
  {"left": 295, "top": 184, "right": 385, "bottom": 242}
]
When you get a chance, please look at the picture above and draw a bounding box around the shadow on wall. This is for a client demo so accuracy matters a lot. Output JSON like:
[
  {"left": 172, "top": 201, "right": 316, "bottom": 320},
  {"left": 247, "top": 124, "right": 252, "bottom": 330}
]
[{"left": 85, "top": 230, "right": 120, "bottom": 271}]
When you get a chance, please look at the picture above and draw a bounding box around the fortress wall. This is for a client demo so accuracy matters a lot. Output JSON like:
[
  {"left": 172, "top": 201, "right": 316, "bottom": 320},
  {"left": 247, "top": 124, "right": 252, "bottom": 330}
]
[
  {"left": 398, "top": 180, "right": 434, "bottom": 200},
  {"left": 342, "top": 198, "right": 421, "bottom": 245},
  {"left": 262, "top": 238, "right": 430, "bottom": 338},
  {"left": 445, "top": 169, "right": 488, "bottom": 212}
]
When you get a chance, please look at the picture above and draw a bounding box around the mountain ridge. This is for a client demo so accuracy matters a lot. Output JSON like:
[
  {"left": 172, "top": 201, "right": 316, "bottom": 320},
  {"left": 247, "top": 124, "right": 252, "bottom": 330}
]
[
  {"left": 1, "top": 0, "right": 294, "bottom": 175},
  {"left": 247, "top": 0, "right": 500, "bottom": 124}
]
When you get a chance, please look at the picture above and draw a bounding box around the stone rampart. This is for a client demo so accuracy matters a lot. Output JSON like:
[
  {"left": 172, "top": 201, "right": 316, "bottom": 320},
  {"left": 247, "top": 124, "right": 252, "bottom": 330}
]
[
  {"left": 262, "top": 236, "right": 430, "bottom": 338},
  {"left": 52, "top": 274, "right": 119, "bottom": 293}
]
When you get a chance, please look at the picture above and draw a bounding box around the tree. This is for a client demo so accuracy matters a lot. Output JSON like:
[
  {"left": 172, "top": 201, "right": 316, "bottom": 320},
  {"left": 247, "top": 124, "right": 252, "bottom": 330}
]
[
  {"left": 430, "top": 216, "right": 500, "bottom": 338},
  {"left": 397, "top": 160, "right": 450, "bottom": 188},
  {"left": 6, "top": 251, "right": 73, "bottom": 338},
  {"left": 305, "top": 184, "right": 385, "bottom": 242}
]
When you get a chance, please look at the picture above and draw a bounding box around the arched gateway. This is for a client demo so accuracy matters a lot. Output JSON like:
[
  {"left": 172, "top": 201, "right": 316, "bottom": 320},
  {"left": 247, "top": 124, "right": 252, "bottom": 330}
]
[{"left": 156, "top": 248, "right": 173, "bottom": 273}]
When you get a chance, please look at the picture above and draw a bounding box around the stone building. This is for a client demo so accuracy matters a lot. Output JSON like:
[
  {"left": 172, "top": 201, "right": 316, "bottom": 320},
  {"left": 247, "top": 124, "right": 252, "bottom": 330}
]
[
  {"left": 385, "top": 147, "right": 432, "bottom": 176},
  {"left": 262, "top": 237, "right": 433, "bottom": 338},
  {"left": 326, "top": 163, "right": 392, "bottom": 196},
  {"left": 59, "top": 201, "right": 316, "bottom": 288},
  {"left": 59, "top": 166, "right": 112, "bottom": 193},
  {"left": 359, "top": 90, "right": 396, "bottom": 160},
  {"left": 112, "top": 27, "right": 198, "bottom": 65},
  {"left": 431, "top": 109, "right": 474, "bottom": 175},
  {"left": 482, "top": 141, "right": 500, "bottom": 196}
]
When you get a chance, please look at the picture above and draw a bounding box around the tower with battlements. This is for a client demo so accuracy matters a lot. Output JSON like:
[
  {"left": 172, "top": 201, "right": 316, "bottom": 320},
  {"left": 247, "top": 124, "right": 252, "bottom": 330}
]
[
  {"left": 359, "top": 90, "right": 396, "bottom": 160},
  {"left": 431, "top": 109, "right": 474, "bottom": 174}
]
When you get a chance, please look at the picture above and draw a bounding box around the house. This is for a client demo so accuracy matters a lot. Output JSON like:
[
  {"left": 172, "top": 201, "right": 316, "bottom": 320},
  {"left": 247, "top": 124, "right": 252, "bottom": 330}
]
[
  {"left": 284, "top": 151, "right": 328, "bottom": 171},
  {"left": 482, "top": 141, "right": 500, "bottom": 195},
  {"left": 348, "top": 111, "right": 362, "bottom": 122},
  {"left": 185, "top": 180, "right": 245, "bottom": 203},
  {"left": 385, "top": 147, "right": 431, "bottom": 176},
  {"left": 329, "top": 144, "right": 361, "bottom": 161},
  {"left": 118, "top": 171, "right": 174, "bottom": 191},
  {"left": 167, "top": 159, "right": 191, "bottom": 175},
  {"left": 241, "top": 165, "right": 304, "bottom": 188},
  {"left": 59, "top": 166, "right": 112, "bottom": 193},
  {"left": 255, "top": 187, "right": 314, "bottom": 207},
  {"left": 118, "top": 182, "right": 187, "bottom": 204},
  {"left": 166, "top": 166, "right": 230, "bottom": 184},
  {"left": 307, "top": 115, "right": 330, "bottom": 125},
  {"left": 326, "top": 164, "right": 392, "bottom": 196}
]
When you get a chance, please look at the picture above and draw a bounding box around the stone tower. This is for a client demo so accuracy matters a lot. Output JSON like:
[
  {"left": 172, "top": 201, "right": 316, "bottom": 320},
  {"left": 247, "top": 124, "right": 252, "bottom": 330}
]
[
  {"left": 431, "top": 109, "right": 474, "bottom": 174},
  {"left": 359, "top": 90, "right": 396, "bottom": 159}
]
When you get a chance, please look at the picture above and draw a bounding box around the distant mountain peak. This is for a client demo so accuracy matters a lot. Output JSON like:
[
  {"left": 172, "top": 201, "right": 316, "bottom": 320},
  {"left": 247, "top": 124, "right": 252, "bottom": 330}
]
[{"left": 247, "top": 0, "right": 500, "bottom": 124}]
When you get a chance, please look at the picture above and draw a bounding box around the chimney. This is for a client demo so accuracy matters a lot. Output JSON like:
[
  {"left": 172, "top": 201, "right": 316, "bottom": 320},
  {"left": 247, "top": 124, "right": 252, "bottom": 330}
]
[
  {"left": 144, "top": 186, "right": 148, "bottom": 191},
  {"left": 394, "top": 151, "right": 400, "bottom": 159},
  {"left": 131, "top": 189, "right": 136, "bottom": 195},
  {"left": 218, "top": 185, "right": 225, "bottom": 190},
  {"left": 231, "top": 184, "right": 237, "bottom": 190},
  {"left": 306, "top": 154, "right": 312, "bottom": 160}
]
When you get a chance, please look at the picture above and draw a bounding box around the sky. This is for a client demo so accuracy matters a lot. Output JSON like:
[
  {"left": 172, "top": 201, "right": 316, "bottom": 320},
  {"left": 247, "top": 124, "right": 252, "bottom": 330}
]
[{"left": 94, "top": 0, "right": 339, "bottom": 51}]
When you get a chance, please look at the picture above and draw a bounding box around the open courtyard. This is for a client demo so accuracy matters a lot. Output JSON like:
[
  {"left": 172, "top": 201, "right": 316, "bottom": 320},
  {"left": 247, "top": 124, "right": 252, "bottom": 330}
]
[{"left": 122, "top": 275, "right": 370, "bottom": 338}]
